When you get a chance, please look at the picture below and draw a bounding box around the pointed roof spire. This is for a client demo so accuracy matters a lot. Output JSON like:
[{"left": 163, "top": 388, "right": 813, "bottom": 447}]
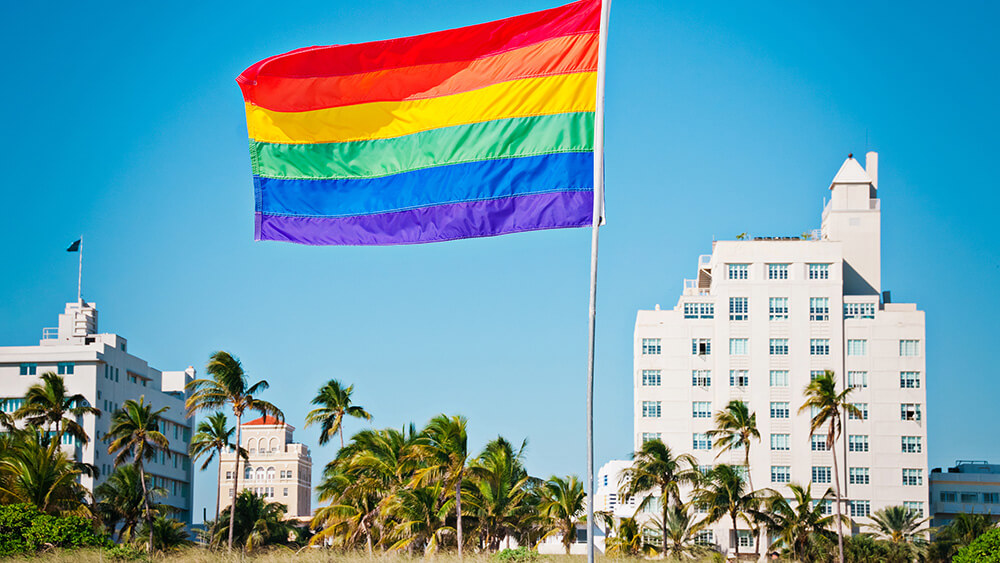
[{"left": 829, "top": 154, "right": 873, "bottom": 189}]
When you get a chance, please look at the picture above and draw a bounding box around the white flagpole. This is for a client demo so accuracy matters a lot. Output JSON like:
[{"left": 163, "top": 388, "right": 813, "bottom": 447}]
[
  {"left": 587, "top": 1, "right": 610, "bottom": 563},
  {"left": 77, "top": 235, "right": 83, "bottom": 302}
]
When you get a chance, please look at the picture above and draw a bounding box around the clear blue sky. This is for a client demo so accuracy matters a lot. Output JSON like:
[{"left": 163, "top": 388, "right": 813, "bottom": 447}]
[{"left": 2, "top": 1, "right": 998, "bottom": 522}]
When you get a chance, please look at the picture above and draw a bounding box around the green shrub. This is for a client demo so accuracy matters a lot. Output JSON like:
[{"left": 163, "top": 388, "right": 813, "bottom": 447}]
[
  {"left": 493, "top": 547, "right": 538, "bottom": 563},
  {"left": 0, "top": 503, "right": 110, "bottom": 556},
  {"left": 954, "top": 527, "right": 1000, "bottom": 563},
  {"left": 105, "top": 543, "right": 150, "bottom": 562}
]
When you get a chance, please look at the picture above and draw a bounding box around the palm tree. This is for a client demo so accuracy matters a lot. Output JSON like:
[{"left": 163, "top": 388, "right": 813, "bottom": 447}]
[
  {"left": 386, "top": 483, "right": 454, "bottom": 554},
  {"left": 15, "top": 372, "right": 100, "bottom": 446},
  {"left": 928, "top": 512, "right": 998, "bottom": 562},
  {"left": 706, "top": 400, "right": 760, "bottom": 488},
  {"left": 537, "top": 475, "right": 586, "bottom": 554},
  {"left": 619, "top": 439, "right": 700, "bottom": 556},
  {"left": 866, "top": 505, "right": 928, "bottom": 545},
  {"left": 214, "top": 489, "right": 294, "bottom": 552},
  {"left": 104, "top": 396, "right": 170, "bottom": 551},
  {"left": 0, "top": 428, "right": 92, "bottom": 515},
  {"left": 185, "top": 351, "right": 283, "bottom": 550},
  {"left": 661, "top": 504, "right": 710, "bottom": 559},
  {"left": 305, "top": 379, "right": 372, "bottom": 448},
  {"left": 691, "top": 463, "right": 766, "bottom": 559},
  {"left": 139, "top": 515, "right": 194, "bottom": 552},
  {"left": 761, "top": 483, "right": 840, "bottom": 560},
  {"left": 800, "top": 370, "right": 861, "bottom": 563},
  {"left": 411, "top": 414, "right": 469, "bottom": 556},
  {"left": 189, "top": 412, "right": 247, "bottom": 524},
  {"left": 95, "top": 463, "right": 169, "bottom": 542},
  {"left": 465, "top": 437, "right": 535, "bottom": 551},
  {"left": 603, "top": 516, "right": 651, "bottom": 558}
]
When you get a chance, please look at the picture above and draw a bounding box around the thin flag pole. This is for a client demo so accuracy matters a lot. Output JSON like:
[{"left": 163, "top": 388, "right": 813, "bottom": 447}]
[
  {"left": 77, "top": 235, "right": 83, "bottom": 302},
  {"left": 587, "top": 1, "right": 610, "bottom": 563}
]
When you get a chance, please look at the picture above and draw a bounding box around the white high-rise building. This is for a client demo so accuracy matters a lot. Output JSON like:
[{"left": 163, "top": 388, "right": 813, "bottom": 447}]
[
  {"left": 633, "top": 152, "right": 928, "bottom": 555},
  {"left": 0, "top": 300, "right": 195, "bottom": 524}
]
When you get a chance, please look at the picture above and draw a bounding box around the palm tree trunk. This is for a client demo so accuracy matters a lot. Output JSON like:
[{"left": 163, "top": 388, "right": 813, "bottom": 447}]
[
  {"left": 229, "top": 412, "right": 242, "bottom": 550},
  {"left": 340, "top": 426, "right": 344, "bottom": 449},
  {"left": 661, "top": 487, "right": 669, "bottom": 557},
  {"left": 138, "top": 461, "right": 153, "bottom": 552},
  {"left": 830, "top": 423, "right": 845, "bottom": 563},
  {"left": 215, "top": 446, "right": 222, "bottom": 523},
  {"left": 732, "top": 512, "right": 739, "bottom": 558},
  {"left": 746, "top": 448, "right": 760, "bottom": 557},
  {"left": 456, "top": 477, "right": 463, "bottom": 558}
]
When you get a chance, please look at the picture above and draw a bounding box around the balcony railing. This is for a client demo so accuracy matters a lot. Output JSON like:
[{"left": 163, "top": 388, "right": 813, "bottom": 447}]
[{"left": 42, "top": 327, "right": 58, "bottom": 340}]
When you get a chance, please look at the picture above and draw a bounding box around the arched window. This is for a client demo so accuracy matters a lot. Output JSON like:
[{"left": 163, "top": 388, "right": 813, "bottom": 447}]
[
  {"left": 266, "top": 467, "right": 276, "bottom": 482},
  {"left": 269, "top": 437, "right": 278, "bottom": 452},
  {"left": 244, "top": 466, "right": 253, "bottom": 480},
  {"left": 256, "top": 468, "right": 265, "bottom": 482},
  {"left": 247, "top": 437, "right": 257, "bottom": 453}
]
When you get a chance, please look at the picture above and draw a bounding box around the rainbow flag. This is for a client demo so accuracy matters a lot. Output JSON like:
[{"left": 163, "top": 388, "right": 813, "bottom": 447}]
[{"left": 238, "top": 0, "right": 601, "bottom": 245}]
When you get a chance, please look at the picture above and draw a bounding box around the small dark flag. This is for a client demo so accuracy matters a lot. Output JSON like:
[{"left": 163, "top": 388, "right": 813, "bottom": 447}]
[{"left": 67, "top": 239, "right": 81, "bottom": 252}]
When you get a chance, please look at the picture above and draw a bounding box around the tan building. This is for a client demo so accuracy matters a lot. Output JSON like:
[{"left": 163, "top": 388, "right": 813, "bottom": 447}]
[{"left": 219, "top": 415, "right": 312, "bottom": 519}]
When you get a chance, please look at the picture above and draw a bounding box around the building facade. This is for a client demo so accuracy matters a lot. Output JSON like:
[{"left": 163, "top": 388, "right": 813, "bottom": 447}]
[
  {"left": 633, "top": 152, "right": 928, "bottom": 554},
  {"left": 218, "top": 415, "right": 312, "bottom": 519},
  {"left": 0, "top": 300, "right": 195, "bottom": 523},
  {"left": 930, "top": 461, "right": 1000, "bottom": 526}
]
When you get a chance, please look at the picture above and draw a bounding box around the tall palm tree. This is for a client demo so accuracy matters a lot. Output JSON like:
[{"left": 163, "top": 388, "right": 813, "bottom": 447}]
[
  {"left": 185, "top": 351, "right": 283, "bottom": 549},
  {"left": 0, "top": 428, "right": 92, "bottom": 515},
  {"left": 465, "top": 437, "right": 535, "bottom": 551},
  {"left": 411, "top": 414, "right": 469, "bottom": 557},
  {"left": 189, "top": 412, "right": 247, "bottom": 524},
  {"left": 619, "top": 439, "right": 701, "bottom": 556},
  {"left": 537, "top": 475, "right": 586, "bottom": 554},
  {"left": 800, "top": 370, "right": 861, "bottom": 563},
  {"left": 706, "top": 400, "right": 760, "bottom": 488},
  {"left": 761, "top": 482, "right": 840, "bottom": 560},
  {"left": 104, "top": 396, "right": 170, "bottom": 551},
  {"left": 691, "top": 463, "right": 766, "bottom": 559},
  {"left": 15, "top": 372, "right": 100, "bottom": 447},
  {"left": 95, "top": 463, "right": 168, "bottom": 542},
  {"left": 305, "top": 379, "right": 372, "bottom": 448},
  {"left": 386, "top": 483, "right": 454, "bottom": 554}
]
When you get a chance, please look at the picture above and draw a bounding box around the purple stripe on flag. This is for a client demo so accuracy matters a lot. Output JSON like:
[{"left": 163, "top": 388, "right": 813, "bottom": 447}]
[{"left": 255, "top": 191, "right": 593, "bottom": 246}]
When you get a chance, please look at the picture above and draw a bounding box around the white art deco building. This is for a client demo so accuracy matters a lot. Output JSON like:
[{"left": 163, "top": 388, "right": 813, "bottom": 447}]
[
  {"left": 632, "top": 152, "right": 928, "bottom": 555},
  {"left": 0, "top": 301, "right": 195, "bottom": 524}
]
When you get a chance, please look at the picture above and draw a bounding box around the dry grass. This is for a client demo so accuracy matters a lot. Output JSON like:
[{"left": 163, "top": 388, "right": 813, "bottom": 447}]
[{"left": 1, "top": 550, "right": 723, "bottom": 563}]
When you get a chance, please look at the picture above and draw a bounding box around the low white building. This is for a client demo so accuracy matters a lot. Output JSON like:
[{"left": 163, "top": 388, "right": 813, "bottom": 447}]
[
  {"left": 633, "top": 152, "right": 928, "bottom": 555},
  {"left": 930, "top": 461, "right": 1000, "bottom": 527},
  {"left": 0, "top": 300, "right": 195, "bottom": 524}
]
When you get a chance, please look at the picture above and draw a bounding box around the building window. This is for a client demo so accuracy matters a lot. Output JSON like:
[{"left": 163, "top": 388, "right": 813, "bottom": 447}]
[
  {"left": 692, "top": 433, "right": 711, "bottom": 450},
  {"left": 729, "top": 338, "right": 748, "bottom": 355},
  {"left": 769, "top": 370, "right": 789, "bottom": 387},
  {"left": 901, "top": 404, "right": 922, "bottom": 421},
  {"left": 728, "top": 263, "right": 748, "bottom": 280},
  {"left": 849, "top": 403, "right": 868, "bottom": 420},
  {"left": 736, "top": 530, "right": 755, "bottom": 549},
  {"left": 691, "top": 370, "right": 712, "bottom": 387},
  {"left": 847, "top": 340, "right": 868, "bottom": 356},
  {"left": 641, "top": 432, "right": 662, "bottom": 444},
  {"left": 901, "top": 436, "right": 922, "bottom": 453},
  {"left": 694, "top": 530, "right": 714, "bottom": 547},
  {"left": 904, "top": 502, "right": 924, "bottom": 517},
  {"left": 57, "top": 362, "right": 74, "bottom": 375},
  {"left": 770, "top": 433, "right": 790, "bottom": 451},
  {"left": 769, "top": 339, "right": 789, "bottom": 355},
  {"left": 810, "top": 339, "right": 830, "bottom": 356},
  {"left": 848, "top": 435, "right": 869, "bottom": 452},
  {"left": 811, "top": 434, "right": 828, "bottom": 451},
  {"left": 808, "top": 263, "right": 830, "bottom": 280},
  {"left": 813, "top": 500, "right": 833, "bottom": 516},
  {"left": 848, "top": 371, "right": 868, "bottom": 388},
  {"left": 683, "top": 302, "right": 714, "bottom": 319},
  {"left": 900, "top": 371, "right": 921, "bottom": 389},
  {"left": 850, "top": 500, "right": 871, "bottom": 518},
  {"left": 692, "top": 338, "right": 711, "bottom": 355},
  {"left": 729, "top": 297, "right": 749, "bottom": 321},
  {"left": 768, "top": 263, "right": 789, "bottom": 280},
  {"left": 642, "top": 370, "right": 661, "bottom": 386},
  {"left": 984, "top": 493, "right": 1000, "bottom": 504},
  {"left": 812, "top": 466, "right": 831, "bottom": 484},
  {"left": 770, "top": 402, "right": 790, "bottom": 419},
  {"left": 844, "top": 302, "right": 876, "bottom": 319},
  {"left": 902, "top": 469, "right": 923, "bottom": 486},
  {"left": 692, "top": 402, "right": 712, "bottom": 419},
  {"left": 729, "top": 370, "right": 749, "bottom": 387},
  {"left": 810, "top": 370, "right": 825, "bottom": 381},
  {"left": 1, "top": 398, "right": 24, "bottom": 413},
  {"left": 244, "top": 466, "right": 253, "bottom": 481},
  {"left": 768, "top": 298, "right": 789, "bottom": 321},
  {"left": 641, "top": 338, "right": 661, "bottom": 355},
  {"left": 960, "top": 492, "right": 979, "bottom": 503},
  {"left": 900, "top": 340, "right": 920, "bottom": 356},
  {"left": 849, "top": 467, "right": 870, "bottom": 485},
  {"left": 642, "top": 401, "right": 661, "bottom": 418},
  {"left": 810, "top": 298, "right": 830, "bottom": 321},
  {"left": 940, "top": 491, "right": 957, "bottom": 503},
  {"left": 19, "top": 363, "right": 37, "bottom": 376}
]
